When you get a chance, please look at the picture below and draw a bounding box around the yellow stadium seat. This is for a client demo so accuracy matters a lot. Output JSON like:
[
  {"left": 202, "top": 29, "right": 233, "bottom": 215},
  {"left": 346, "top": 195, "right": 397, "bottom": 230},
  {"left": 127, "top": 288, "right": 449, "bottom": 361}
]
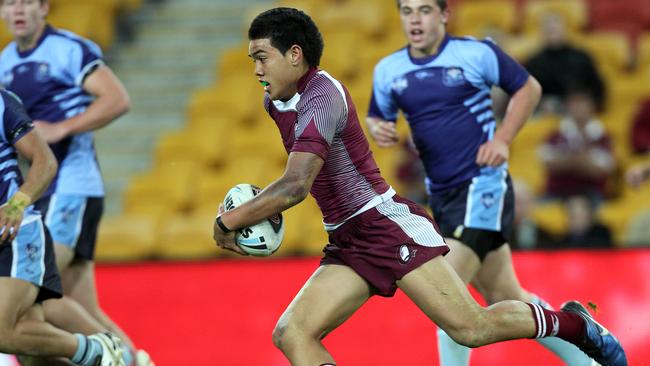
[
  {"left": 195, "top": 170, "right": 235, "bottom": 214},
  {"left": 502, "top": 34, "right": 543, "bottom": 62},
  {"left": 638, "top": 32, "right": 650, "bottom": 72},
  {"left": 187, "top": 81, "right": 260, "bottom": 124},
  {"left": 453, "top": 1, "right": 517, "bottom": 37},
  {"left": 510, "top": 116, "right": 559, "bottom": 193},
  {"left": 523, "top": 0, "right": 587, "bottom": 35},
  {"left": 624, "top": 209, "right": 650, "bottom": 246},
  {"left": 95, "top": 214, "right": 157, "bottom": 262},
  {"left": 314, "top": 0, "right": 388, "bottom": 40},
  {"left": 155, "top": 210, "right": 223, "bottom": 260},
  {"left": 605, "top": 73, "right": 650, "bottom": 112},
  {"left": 278, "top": 197, "right": 326, "bottom": 256},
  {"left": 598, "top": 181, "right": 650, "bottom": 244},
  {"left": 532, "top": 201, "right": 568, "bottom": 236},
  {"left": 154, "top": 124, "right": 229, "bottom": 169},
  {"left": 319, "top": 30, "right": 363, "bottom": 83},
  {"left": 573, "top": 31, "right": 632, "bottom": 71},
  {"left": 215, "top": 44, "right": 251, "bottom": 80},
  {"left": 0, "top": 23, "right": 13, "bottom": 49},
  {"left": 123, "top": 160, "right": 198, "bottom": 215},
  {"left": 48, "top": 3, "right": 115, "bottom": 49}
]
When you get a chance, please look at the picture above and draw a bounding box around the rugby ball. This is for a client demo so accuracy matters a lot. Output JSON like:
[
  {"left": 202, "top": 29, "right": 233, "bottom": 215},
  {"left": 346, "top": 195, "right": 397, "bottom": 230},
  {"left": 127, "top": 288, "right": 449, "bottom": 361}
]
[{"left": 222, "top": 183, "right": 284, "bottom": 256}]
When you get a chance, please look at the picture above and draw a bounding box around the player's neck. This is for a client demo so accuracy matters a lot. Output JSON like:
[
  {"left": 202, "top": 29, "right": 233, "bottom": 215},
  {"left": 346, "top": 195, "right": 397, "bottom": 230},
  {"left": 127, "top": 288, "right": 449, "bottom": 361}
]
[
  {"left": 16, "top": 23, "right": 46, "bottom": 52},
  {"left": 409, "top": 29, "right": 446, "bottom": 59}
]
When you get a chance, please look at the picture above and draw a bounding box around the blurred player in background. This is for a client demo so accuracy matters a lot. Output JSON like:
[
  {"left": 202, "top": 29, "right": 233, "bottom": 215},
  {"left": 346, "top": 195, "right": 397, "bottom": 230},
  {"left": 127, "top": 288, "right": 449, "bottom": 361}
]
[
  {"left": 0, "top": 1, "right": 152, "bottom": 365},
  {"left": 213, "top": 7, "right": 626, "bottom": 366},
  {"left": 366, "top": 0, "right": 601, "bottom": 365},
  {"left": 0, "top": 88, "right": 125, "bottom": 366}
]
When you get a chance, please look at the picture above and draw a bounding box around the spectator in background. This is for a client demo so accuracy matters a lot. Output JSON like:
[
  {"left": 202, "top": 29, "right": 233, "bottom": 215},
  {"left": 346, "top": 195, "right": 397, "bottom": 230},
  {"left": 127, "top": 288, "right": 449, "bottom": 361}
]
[
  {"left": 626, "top": 159, "right": 650, "bottom": 188},
  {"left": 525, "top": 13, "right": 606, "bottom": 114},
  {"left": 510, "top": 180, "right": 557, "bottom": 250},
  {"left": 630, "top": 97, "right": 650, "bottom": 154},
  {"left": 560, "top": 195, "right": 613, "bottom": 248},
  {"left": 540, "top": 88, "right": 616, "bottom": 202}
]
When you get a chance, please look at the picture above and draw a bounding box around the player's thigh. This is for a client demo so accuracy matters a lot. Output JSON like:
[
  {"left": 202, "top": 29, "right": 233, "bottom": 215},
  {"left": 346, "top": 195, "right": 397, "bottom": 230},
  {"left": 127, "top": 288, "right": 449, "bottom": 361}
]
[
  {"left": 276, "top": 264, "right": 372, "bottom": 340},
  {"left": 443, "top": 237, "right": 481, "bottom": 284},
  {"left": 471, "top": 244, "right": 529, "bottom": 304},
  {"left": 396, "top": 256, "right": 484, "bottom": 333}
]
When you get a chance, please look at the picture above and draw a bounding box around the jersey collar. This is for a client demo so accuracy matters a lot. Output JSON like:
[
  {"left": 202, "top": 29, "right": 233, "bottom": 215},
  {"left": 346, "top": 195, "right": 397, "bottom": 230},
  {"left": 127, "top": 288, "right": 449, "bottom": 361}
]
[
  {"left": 407, "top": 33, "right": 451, "bottom": 65},
  {"left": 17, "top": 24, "right": 54, "bottom": 59}
]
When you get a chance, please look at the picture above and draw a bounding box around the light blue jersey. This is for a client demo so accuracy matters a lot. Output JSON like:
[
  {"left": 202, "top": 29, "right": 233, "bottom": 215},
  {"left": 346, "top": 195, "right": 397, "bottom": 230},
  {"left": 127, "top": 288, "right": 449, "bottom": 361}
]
[
  {"left": 0, "top": 89, "right": 32, "bottom": 205},
  {"left": 368, "top": 34, "right": 529, "bottom": 196},
  {"left": 0, "top": 25, "right": 104, "bottom": 197}
]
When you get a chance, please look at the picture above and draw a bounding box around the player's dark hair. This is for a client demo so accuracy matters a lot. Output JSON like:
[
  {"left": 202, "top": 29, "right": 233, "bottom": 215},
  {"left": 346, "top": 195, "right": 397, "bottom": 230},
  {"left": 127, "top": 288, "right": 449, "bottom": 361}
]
[
  {"left": 396, "top": 0, "right": 447, "bottom": 11},
  {"left": 248, "top": 7, "right": 324, "bottom": 68}
]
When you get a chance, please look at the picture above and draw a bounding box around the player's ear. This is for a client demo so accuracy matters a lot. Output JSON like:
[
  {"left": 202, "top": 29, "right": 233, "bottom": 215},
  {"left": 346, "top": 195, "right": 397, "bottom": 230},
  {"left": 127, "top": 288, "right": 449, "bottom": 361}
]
[
  {"left": 288, "top": 45, "right": 303, "bottom": 67},
  {"left": 40, "top": 0, "right": 50, "bottom": 19},
  {"left": 441, "top": 8, "right": 450, "bottom": 25}
]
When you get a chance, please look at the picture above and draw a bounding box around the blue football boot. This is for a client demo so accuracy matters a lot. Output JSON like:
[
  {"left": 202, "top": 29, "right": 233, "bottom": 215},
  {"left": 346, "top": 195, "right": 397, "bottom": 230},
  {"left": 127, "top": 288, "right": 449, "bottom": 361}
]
[{"left": 561, "top": 301, "right": 627, "bottom": 366}]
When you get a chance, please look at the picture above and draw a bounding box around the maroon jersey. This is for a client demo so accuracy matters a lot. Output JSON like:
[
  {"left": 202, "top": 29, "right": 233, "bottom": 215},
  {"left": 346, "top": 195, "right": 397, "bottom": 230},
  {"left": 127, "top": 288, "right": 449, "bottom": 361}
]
[{"left": 265, "top": 68, "right": 391, "bottom": 227}]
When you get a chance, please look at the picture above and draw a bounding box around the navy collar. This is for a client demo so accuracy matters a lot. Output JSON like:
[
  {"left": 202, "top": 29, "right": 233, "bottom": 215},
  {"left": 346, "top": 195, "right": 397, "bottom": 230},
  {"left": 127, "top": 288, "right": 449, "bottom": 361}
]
[
  {"left": 408, "top": 33, "right": 450, "bottom": 65},
  {"left": 17, "top": 24, "right": 53, "bottom": 58}
]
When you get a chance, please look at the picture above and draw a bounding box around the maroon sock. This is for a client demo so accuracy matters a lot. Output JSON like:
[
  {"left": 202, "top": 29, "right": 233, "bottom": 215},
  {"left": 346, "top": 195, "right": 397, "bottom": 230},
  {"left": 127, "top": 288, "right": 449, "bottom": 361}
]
[{"left": 527, "top": 303, "right": 586, "bottom": 345}]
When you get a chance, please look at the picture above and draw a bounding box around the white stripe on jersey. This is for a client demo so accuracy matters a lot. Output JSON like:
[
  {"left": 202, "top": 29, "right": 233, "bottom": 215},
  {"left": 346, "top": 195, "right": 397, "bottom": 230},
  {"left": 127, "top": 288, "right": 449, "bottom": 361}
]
[{"left": 376, "top": 198, "right": 446, "bottom": 247}]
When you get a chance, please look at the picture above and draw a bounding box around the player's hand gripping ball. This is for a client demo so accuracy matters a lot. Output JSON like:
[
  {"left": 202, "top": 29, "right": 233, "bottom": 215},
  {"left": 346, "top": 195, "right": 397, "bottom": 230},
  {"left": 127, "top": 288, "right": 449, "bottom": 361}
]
[{"left": 222, "top": 184, "right": 285, "bottom": 256}]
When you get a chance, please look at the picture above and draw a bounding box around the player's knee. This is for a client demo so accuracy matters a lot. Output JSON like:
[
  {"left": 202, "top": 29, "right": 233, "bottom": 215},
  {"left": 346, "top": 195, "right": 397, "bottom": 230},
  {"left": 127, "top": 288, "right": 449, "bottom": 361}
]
[{"left": 272, "top": 317, "right": 299, "bottom": 350}]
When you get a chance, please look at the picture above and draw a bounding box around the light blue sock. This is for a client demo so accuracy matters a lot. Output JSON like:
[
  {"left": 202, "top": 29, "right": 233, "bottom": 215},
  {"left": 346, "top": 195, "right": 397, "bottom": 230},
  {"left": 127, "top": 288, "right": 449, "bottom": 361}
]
[
  {"left": 532, "top": 295, "right": 596, "bottom": 366},
  {"left": 122, "top": 343, "right": 134, "bottom": 366},
  {"left": 437, "top": 327, "right": 471, "bottom": 366},
  {"left": 71, "top": 334, "right": 103, "bottom": 366}
]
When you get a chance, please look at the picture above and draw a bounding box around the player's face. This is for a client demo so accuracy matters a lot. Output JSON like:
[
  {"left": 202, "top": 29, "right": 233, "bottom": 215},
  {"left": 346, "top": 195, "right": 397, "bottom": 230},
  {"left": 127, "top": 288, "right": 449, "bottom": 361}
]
[
  {"left": 1, "top": 0, "right": 47, "bottom": 40},
  {"left": 399, "top": 0, "right": 448, "bottom": 54},
  {"left": 249, "top": 38, "right": 303, "bottom": 101}
]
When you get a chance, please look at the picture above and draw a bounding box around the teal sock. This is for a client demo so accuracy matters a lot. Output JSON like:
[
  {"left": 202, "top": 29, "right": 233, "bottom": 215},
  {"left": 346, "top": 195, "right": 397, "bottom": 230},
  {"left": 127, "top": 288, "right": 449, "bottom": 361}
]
[
  {"left": 531, "top": 295, "right": 596, "bottom": 365},
  {"left": 71, "top": 334, "right": 103, "bottom": 366},
  {"left": 437, "top": 327, "right": 471, "bottom": 366},
  {"left": 122, "top": 343, "right": 134, "bottom": 366}
]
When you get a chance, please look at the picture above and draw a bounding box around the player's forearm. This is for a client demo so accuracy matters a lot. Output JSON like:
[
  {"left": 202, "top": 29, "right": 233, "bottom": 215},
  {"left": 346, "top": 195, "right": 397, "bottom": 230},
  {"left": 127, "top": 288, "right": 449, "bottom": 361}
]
[
  {"left": 220, "top": 176, "right": 308, "bottom": 231},
  {"left": 59, "top": 91, "right": 130, "bottom": 136},
  {"left": 495, "top": 76, "right": 542, "bottom": 145},
  {"left": 18, "top": 147, "right": 57, "bottom": 204}
]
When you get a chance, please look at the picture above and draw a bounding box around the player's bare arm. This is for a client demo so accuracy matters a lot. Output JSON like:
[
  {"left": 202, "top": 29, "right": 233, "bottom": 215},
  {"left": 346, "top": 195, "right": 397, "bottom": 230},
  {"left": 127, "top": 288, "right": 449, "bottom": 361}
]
[
  {"left": 476, "top": 76, "right": 542, "bottom": 166},
  {"left": 0, "top": 129, "right": 56, "bottom": 243},
  {"left": 213, "top": 151, "right": 324, "bottom": 252},
  {"left": 34, "top": 66, "right": 130, "bottom": 143},
  {"left": 365, "top": 116, "right": 399, "bottom": 148}
]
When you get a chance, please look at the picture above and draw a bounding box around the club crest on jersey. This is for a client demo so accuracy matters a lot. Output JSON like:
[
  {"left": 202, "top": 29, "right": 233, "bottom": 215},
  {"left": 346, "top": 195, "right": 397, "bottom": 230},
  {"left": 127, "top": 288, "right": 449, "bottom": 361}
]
[
  {"left": 442, "top": 67, "right": 466, "bottom": 87},
  {"left": 35, "top": 63, "right": 50, "bottom": 82},
  {"left": 398, "top": 244, "right": 417, "bottom": 264},
  {"left": 391, "top": 76, "right": 408, "bottom": 95},
  {"left": 481, "top": 192, "right": 495, "bottom": 208}
]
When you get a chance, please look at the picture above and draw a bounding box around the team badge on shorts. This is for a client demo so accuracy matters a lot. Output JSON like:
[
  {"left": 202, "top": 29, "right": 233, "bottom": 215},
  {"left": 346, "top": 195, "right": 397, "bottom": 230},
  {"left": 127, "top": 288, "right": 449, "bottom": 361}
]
[{"left": 398, "top": 244, "right": 417, "bottom": 264}]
